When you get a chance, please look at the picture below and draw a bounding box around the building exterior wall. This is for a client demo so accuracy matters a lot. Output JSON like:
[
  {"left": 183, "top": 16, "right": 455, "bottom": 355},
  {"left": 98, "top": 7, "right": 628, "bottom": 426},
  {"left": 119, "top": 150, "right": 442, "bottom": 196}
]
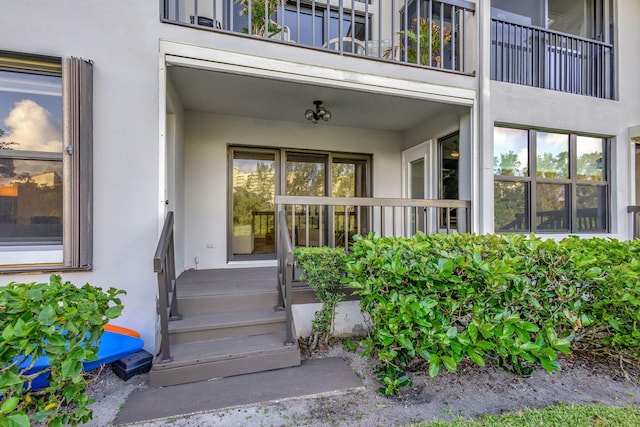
[
  {"left": 0, "top": 0, "right": 638, "bottom": 352},
  {"left": 482, "top": 0, "right": 640, "bottom": 239},
  {"left": 183, "top": 112, "right": 404, "bottom": 270}
]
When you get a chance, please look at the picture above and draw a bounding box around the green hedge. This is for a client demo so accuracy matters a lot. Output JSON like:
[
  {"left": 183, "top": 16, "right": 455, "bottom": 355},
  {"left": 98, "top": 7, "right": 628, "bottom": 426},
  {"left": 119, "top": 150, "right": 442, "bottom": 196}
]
[
  {"left": 0, "top": 275, "right": 125, "bottom": 426},
  {"left": 345, "top": 233, "right": 640, "bottom": 394}
]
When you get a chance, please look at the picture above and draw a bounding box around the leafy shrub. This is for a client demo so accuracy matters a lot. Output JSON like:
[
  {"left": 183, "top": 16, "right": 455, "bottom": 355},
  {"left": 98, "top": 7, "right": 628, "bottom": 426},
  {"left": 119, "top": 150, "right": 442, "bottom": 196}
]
[
  {"left": 346, "top": 233, "right": 640, "bottom": 394},
  {"left": 295, "top": 247, "right": 347, "bottom": 349},
  {"left": 0, "top": 275, "right": 125, "bottom": 426},
  {"left": 560, "top": 236, "right": 640, "bottom": 353}
]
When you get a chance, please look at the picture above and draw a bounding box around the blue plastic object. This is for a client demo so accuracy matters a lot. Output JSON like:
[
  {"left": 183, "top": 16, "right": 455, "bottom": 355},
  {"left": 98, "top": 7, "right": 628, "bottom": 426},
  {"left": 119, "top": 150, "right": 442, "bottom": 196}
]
[{"left": 20, "top": 331, "right": 144, "bottom": 390}]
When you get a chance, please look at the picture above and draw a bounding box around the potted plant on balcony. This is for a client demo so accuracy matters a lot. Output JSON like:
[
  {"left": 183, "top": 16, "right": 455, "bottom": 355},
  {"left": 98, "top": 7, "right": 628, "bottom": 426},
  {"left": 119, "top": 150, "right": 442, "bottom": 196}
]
[
  {"left": 235, "top": 0, "right": 282, "bottom": 37},
  {"left": 395, "top": 18, "right": 452, "bottom": 67}
]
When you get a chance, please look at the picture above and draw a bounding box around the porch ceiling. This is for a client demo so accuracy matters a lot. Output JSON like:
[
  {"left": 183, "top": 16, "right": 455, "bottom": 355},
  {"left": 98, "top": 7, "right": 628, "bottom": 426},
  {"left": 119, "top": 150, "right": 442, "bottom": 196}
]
[{"left": 167, "top": 65, "right": 462, "bottom": 132}]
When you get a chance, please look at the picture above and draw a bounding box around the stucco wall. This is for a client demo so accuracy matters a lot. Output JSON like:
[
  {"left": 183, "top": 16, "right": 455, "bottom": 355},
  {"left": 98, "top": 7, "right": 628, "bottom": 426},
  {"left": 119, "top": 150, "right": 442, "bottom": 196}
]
[
  {"left": 485, "top": 0, "right": 640, "bottom": 240},
  {"left": 183, "top": 112, "right": 404, "bottom": 270},
  {"left": 0, "top": 1, "right": 166, "bottom": 350}
]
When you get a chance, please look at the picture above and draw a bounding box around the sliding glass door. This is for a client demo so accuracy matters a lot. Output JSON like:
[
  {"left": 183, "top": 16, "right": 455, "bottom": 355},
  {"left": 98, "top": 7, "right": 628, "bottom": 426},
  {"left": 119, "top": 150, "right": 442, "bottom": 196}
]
[
  {"left": 230, "top": 149, "right": 277, "bottom": 259},
  {"left": 229, "top": 148, "right": 370, "bottom": 260}
]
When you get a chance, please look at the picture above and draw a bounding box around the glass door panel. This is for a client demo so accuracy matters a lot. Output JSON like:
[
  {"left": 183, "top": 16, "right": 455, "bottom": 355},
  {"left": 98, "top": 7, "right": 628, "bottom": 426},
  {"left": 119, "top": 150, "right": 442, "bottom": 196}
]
[
  {"left": 410, "top": 158, "right": 426, "bottom": 234},
  {"left": 231, "top": 150, "right": 276, "bottom": 258},
  {"left": 332, "top": 158, "right": 369, "bottom": 247},
  {"left": 285, "top": 152, "right": 327, "bottom": 247},
  {"left": 403, "top": 140, "right": 437, "bottom": 235},
  {"left": 440, "top": 133, "right": 460, "bottom": 229}
]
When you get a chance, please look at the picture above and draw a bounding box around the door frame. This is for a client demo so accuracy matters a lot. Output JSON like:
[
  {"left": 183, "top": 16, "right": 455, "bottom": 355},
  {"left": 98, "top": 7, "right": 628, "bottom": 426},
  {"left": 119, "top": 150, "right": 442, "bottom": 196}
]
[{"left": 402, "top": 140, "right": 438, "bottom": 234}]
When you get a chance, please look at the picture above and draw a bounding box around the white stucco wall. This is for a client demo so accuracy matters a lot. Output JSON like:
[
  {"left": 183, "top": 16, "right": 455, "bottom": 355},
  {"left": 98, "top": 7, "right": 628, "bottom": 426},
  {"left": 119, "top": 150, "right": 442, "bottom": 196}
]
[
  {"left": 292, "top": 301, "right": 369, "bottom": 339},
  {"left": 484, "top": 0, "right": 640, "bottom": 240},
  {"left": 0, "top": 1, "right": 167, "bottom": 351},
  {"left": 1, "top": 0, "right": 638, "bottom": 354},
  {"left": 183, "top": 112, "right": 404, "bottom": 270}
]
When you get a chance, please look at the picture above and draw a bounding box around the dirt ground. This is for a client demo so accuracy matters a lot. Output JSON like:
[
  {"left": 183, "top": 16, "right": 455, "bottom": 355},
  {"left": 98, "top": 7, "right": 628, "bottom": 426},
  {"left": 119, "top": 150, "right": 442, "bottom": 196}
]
[{"left": 83, "top": 343, "right": 640, "bottom": 427}]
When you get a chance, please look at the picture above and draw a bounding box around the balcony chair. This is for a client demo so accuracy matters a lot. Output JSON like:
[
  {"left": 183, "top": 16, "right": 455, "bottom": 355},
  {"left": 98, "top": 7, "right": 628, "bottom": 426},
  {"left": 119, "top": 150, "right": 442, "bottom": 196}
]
[
  {"left": 323, "top": 37, "right": 366, "bottom": 55},
  {"left": 189, "top": 16, "right": 222, "bottom": 29}
]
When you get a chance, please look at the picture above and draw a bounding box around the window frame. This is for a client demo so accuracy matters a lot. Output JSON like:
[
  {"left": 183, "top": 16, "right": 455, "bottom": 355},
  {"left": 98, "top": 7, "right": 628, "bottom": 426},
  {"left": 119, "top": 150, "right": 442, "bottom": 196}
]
[
  {"left": 0, "top": 51, "right": 93, "bottom": 273},
  {"left": 493, "top": 124, "right": 610, "bottom": 234}
]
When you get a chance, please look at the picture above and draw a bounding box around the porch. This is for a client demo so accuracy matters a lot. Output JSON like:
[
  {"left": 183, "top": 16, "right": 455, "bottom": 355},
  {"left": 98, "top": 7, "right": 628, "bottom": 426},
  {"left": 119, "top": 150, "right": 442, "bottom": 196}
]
[{"left": 152, "top": 195, "right": 471, "bottom": 387}]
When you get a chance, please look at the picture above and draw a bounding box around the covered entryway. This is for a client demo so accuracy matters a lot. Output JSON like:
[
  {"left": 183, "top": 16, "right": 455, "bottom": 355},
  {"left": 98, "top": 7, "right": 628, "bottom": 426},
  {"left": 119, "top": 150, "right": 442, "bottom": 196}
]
[{"left": 155, "top": 40, "right": 477, "bottom": 386}]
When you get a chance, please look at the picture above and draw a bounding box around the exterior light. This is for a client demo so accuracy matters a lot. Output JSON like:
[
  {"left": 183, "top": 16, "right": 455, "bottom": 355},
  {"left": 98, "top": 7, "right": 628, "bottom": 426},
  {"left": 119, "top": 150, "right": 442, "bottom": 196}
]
[{"left": 305, "top": 100, "right": 331, "bottom": 124}]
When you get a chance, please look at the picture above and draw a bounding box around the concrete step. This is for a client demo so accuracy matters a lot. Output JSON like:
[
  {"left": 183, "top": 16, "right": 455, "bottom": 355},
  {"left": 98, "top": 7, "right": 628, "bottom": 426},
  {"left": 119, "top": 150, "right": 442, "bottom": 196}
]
[
  {"left": 176, "top": 290, "right": 278, "bottom": 315},
  {"left": 168, "top": 309, "right": 286, "bottom": 345},
  {"left": 149, "top": 332, "right": 300, "bottom": 387}
]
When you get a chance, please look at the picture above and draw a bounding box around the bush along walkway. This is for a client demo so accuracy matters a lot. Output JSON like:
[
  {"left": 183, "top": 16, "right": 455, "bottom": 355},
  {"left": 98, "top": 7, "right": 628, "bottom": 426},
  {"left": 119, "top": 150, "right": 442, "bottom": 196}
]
[{"left": 345, "top": 233, "right": 640, "bottom": 395}]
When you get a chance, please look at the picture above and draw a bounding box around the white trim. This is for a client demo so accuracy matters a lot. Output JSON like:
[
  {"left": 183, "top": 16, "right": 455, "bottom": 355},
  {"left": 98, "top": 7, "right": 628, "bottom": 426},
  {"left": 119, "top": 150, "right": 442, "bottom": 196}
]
[
  {"left": 160, "top": 40, "right": 476, "bottom": 107},
  {"left": 226, "top": 260, "right": 277, "bottom": 268},
  {"left": 0, "top": 246, "right": 63, "bottom": 265},
  {"left": 158, "top": 50, "right": 168, "bottom": 236},
  {"left": 401, "top": 140, "right": 436, "bottom": 199}
]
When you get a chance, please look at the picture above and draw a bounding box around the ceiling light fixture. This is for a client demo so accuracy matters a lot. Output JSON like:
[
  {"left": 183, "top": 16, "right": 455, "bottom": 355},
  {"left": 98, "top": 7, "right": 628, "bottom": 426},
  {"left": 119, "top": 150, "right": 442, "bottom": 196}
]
[
  {"left": 305, "top": 100, "right": 332, "bottom": 124},
  {"left": 451, "top": 150, "right": 460, "bottom": 158}
]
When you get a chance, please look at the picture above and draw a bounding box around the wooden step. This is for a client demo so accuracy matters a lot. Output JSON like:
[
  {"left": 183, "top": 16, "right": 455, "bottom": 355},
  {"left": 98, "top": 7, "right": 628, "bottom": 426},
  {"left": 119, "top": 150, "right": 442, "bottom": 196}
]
[
  {"left": 168, "top": 309, "right": 286, "bottom": 345},
  {"left": 149, "top": 332, "right": 300, "bottom": 387},
  {"left": 176, "top": 290, "right": 278, "bottom": 315}
]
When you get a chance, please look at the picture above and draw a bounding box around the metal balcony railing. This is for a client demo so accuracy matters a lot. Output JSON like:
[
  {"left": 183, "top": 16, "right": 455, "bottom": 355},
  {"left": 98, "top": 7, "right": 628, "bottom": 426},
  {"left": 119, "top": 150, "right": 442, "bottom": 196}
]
[
  {"left": 162, "top": 0, "right": 475, "bottom": 75},
  {"left": 491, "top": 18, "right": 614, "bottom": 99}
]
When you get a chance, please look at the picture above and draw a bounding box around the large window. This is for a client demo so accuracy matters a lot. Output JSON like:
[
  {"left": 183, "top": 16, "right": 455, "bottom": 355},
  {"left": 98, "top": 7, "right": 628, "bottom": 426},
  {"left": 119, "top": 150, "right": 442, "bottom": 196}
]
[
  {"left": 494, "top": 126, "right": 608, "bottom": 233},
  {"left": 0, "top": 52, "right": 92, "bottom": 271}
]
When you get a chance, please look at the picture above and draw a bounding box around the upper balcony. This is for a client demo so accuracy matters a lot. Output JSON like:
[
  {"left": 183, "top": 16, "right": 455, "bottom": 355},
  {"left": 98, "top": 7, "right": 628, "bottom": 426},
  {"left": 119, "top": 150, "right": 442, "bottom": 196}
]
[
  {"left": 161, "top": 0, "right": 476, "bottom": 76},
  {"left": 490, "top": 1, "right": 615, "bottom": 99}
]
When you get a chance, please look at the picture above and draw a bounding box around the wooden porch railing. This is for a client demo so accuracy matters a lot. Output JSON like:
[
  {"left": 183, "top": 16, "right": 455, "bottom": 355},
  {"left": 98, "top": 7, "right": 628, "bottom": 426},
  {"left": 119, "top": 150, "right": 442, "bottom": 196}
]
[
  {"left": 153, "top": 211, "right": 181, "bottom": 362},
  {"left": 276, "top": 210, "right": 295, "bottom": 346},
  {"left": 275, "top": 196, "right": 471, "bottom": 345},
  {"left": 629, "top": 206, "right": 640, "bottom": 239},
  {"left": 275, "top": 195, "right": 471, "bottom": 248}
]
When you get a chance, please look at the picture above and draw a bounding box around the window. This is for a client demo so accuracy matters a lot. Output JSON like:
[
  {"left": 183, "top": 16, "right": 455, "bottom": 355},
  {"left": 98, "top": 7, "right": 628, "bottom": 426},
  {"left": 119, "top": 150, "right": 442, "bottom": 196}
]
[
  {"left": 494, "top": 126, "right": 608, "bottom": 233},
  {"left": 0, "top": 52, "right": 92, "bottom": 271}
]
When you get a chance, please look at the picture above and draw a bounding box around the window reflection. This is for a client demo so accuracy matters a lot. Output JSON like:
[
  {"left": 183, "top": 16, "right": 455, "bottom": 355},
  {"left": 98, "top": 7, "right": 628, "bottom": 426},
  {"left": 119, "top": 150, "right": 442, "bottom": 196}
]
[
  {"left": 0, "top": 70, "right": 62, "bottom": 153},
  {"left": 537, "top": 132, "right": 568, "bottom": 179},
  {"left": 0, "top": 70, "right": 63, "bottom": 244},
  {"left": 576, "top": 136, "right": 604, "bottom": 181},
  {"left": 494, "top": 181, "right": 529, "bottom": 232},
  {"left": 536, "top": 183, "right": 569, "bottom": 231},
  {"left": 494, "top": 127, "right": 529, "bottom": 176},
  {"left": 576, "top": 185, "right": 607, "bottom": 231},
  {"left": 0, "top": 160, "right": 62, "bottom": 243}
]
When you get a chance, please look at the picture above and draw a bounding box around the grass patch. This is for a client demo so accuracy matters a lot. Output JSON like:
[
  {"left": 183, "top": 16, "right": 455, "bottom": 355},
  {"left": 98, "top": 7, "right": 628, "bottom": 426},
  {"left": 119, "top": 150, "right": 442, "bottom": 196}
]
[{"left": 415, "top": 404, "right": 640, "bottom": 426}]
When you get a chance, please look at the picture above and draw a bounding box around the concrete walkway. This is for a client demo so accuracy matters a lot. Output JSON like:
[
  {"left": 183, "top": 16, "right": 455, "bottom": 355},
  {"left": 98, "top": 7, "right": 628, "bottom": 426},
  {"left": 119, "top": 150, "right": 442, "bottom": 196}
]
[{"left": 114, "top": 358, "right": 363, "bottom": 425}]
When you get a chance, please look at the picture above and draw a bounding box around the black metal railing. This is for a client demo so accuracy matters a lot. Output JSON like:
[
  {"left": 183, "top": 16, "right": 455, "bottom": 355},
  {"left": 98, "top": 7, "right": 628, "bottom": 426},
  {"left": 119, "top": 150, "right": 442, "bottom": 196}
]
[
  {"left": 153, "top": 211, "right": 181, "bottom": 362},
  {"left": 491, "top": 19, "right": 614, "bottom": 99},
  {"left": 162, "top": 0, "right": 475, "bottom": 74}
]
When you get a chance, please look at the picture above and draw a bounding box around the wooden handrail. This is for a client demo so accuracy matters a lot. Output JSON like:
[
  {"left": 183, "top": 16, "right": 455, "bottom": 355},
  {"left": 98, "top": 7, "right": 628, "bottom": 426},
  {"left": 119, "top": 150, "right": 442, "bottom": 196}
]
[
  {"left": 154, "top": 211, "right": 174, "bottom": 272},
  {"left": 275, "top": 195, "right": 470, "bottom": 209},
  {"left": 629, "top": 206, "right": 640, "bottom": 239},
  {"left": 277, "top": 210, "right": 295, "bottom": 346},
  {"left": 154, "top": 211, "right": 180, "bottom": 362}
]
